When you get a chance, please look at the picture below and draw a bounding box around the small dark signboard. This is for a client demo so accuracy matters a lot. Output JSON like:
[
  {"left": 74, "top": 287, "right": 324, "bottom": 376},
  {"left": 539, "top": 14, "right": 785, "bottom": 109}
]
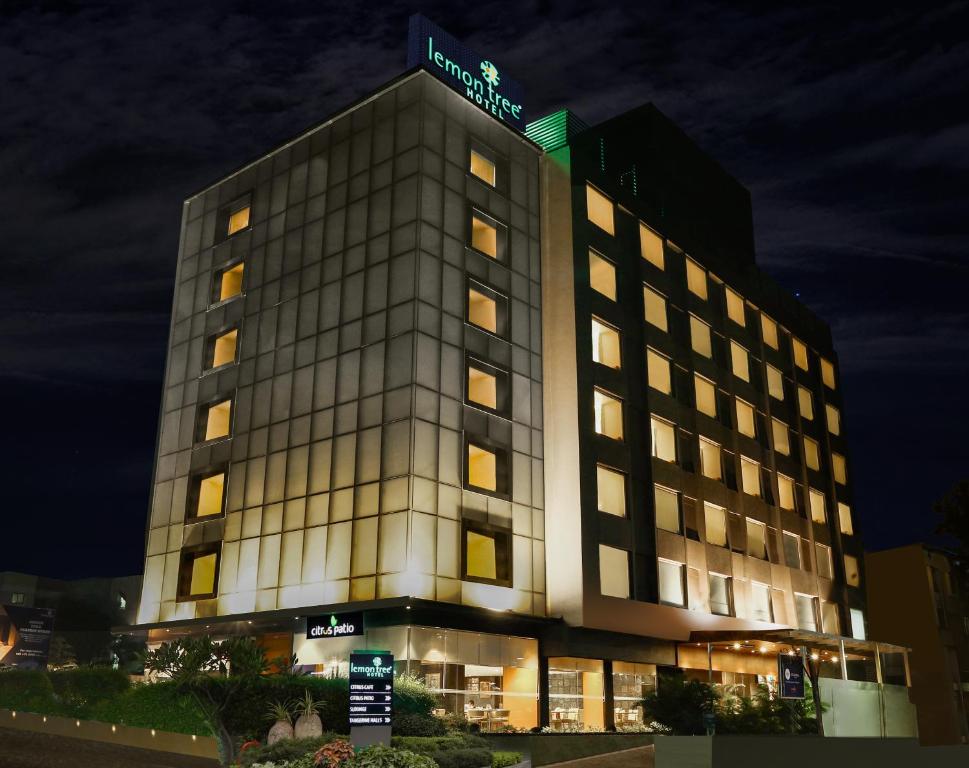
[
  {"left": 0, "top": 605, "right": 56, "bottom": 670},
  {"left": 349, "top": 651, "right": 394, "bottom": 727},
  {"left": 779, "top": 654, "right": 805, "bottom": 699},
  {"left": 306, "top": 611, "right": 364, "bottom": 640}
]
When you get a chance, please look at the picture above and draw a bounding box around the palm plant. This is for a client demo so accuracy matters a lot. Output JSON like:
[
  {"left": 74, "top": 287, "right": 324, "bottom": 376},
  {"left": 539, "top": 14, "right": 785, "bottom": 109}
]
[{"left": 293, "top": 689, "right": 323, "bottom": 739}]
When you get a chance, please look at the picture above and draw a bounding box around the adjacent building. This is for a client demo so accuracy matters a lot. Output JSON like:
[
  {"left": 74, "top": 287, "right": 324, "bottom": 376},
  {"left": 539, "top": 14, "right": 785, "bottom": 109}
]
[
  {"left": 129, "top": 15, "right": 914, "bottom": 735},
  {"left": 867, "top": 545, "right": 969, "bottom": 744}
]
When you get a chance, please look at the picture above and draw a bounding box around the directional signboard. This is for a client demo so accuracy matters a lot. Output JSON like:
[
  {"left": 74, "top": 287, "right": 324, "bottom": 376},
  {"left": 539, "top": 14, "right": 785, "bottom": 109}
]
[{"left": 349, "top": 651, "right": 394, "bottom": 727}]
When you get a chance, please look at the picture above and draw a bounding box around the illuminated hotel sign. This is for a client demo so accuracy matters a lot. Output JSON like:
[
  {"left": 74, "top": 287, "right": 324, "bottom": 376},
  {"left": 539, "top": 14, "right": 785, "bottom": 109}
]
[
  {"left": 306, "top": 611, "right": 364, "bottom": 639},
  {"left": 407, "top": 14, "right": 526, "bottom": 132},
  {"left": 349, "top": 651, "right": 394, "bottom": 727}
]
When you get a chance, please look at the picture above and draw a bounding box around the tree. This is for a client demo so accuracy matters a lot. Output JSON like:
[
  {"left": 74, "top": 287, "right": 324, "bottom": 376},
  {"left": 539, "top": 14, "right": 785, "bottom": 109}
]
[
  {"left": 46, "top": 635, "right": 77, "bottom": 670},
  {"left": 142, "top": 635, "right": 269, "bottom": 765},
  {"left": 936, "top": 480, "right": 969, "bottom": 581}
]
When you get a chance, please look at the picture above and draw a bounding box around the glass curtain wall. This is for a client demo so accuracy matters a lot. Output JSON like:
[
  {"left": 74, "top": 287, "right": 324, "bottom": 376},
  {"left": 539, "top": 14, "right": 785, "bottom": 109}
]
[
  {"left": 612, "top": 661, "right": 656, "bottom": 729},
  {"left": 547, "top": 657, "right": 605, "bottom": 731}
]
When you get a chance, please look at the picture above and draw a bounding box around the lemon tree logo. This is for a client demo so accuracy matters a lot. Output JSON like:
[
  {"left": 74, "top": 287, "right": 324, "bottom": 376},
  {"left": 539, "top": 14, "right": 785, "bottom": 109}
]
[
  {"left": 372, "top": 656, "right": 383, "bottom": 667},
  {"left": 480, "top": 60, "right": 499, "bottom": 87}
]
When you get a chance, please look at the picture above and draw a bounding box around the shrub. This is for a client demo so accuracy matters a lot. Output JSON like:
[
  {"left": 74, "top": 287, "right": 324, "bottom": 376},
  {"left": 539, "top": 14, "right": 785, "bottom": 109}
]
[
  {"left": 49, "top": 667, "right": 130, "bottom": 709},
  {"left": 391, "top": 735, "right": 491, "bottom": 768},
  {"left": 641, "top": 675, "right": 719, "bottom": 735},
  {"left": 315, "top": 738, "right": 355, "bottom": 768},
  {"left": 239, "top": 734, "right": 340, "bottom": 767},
  {"left": 348, "top": 745, "right": 437, "bottom": 768},
  {"left": 392, "top": 712, "right": 446, "bottom": 737},
  {"left": 90, "top": 681, "right": 211, "bottom": 735},
  {"left": 392, "top": 675, "right": 438, "bottom": 716},
  {"left": 0, "top": 670, "right": 56, "bottom": 714},
  {"left": 491, "top": 752, "right": 521, "bottom": 768}
]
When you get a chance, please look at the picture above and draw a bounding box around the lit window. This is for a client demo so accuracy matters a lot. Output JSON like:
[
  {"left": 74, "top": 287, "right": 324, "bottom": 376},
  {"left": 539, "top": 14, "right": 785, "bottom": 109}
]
[
  {"left": 644, "top": 285, "right": 668, "bottom": 331},
  {"left": 467, "top": 364, "right": 498, "bottom": 410},
  {"left": 792, "top": 337, "right": 809, "bottom": 371},
  {"left": 594, "top": 390, "right": 624, "bottom": 441},
  {"left": 469, "top": 149, "right": 496, "bottom": 186},
  {"left": 467, "top": 441, "right": 499, "bottom": 493},
  {"left": 795, "top": 593, "right": 818, "bottom": 631},
  {"left": 226, "top": 204, "right": 251, "bottom": 237},
  {"left": 746, "top": 518, "right": 767, "bottom": 559},
  {"left": 816, "top": 544, "right": 833, "bottom": 580},
  {"left": 650, "top": 416, "right": 676, "bottom": 462},
  {"left": 825, "top": 404, "right": 841, "bottom": 435},
  {"left": 658, "top": 559, "right": 685, "bottom": 606},
  {"left": 179, "top": 548, "right": 219, "bottom": 600},
  {"left": 591, "top": 317, "right": 622, "bottom": 369},
  {"left": 725, "top": 287, "right": 745, "bottom": 326},
  {"left": 690, "top": 315, "right": 712, "bottom": 358},
  {"left": 783, "top": 532, "right": 801, "bottom": 569},
  {"left": 730, "top": 341, "right": 750, "bottom": 382},
  {"left": 821, "top": 358, "right": 836, "bottom": 390},
  {"left": 199, "top": 399, "right": 232, "bottom": 442},
  {"left": 803, "top": 437, "right": 820, "bottom": 471},
  {"left": 466, "top": 530, "right": 497, "bottom": 580},
  {"left": 215, "top": 262, "right": 245, "bottom": 303},
  {"left": 189, "top": 470, "right": 226, "bottom": 520},
  {"left": 463, "top": 523, "right": 510, "bottom": 585},
  {"left": 589, "top": 250, "right": 616, "bottom": 300},
  {"left": 750, "top": 582, "right": 772, "bottom": 622},
  {"left": 709, "top": 573, "right": 732, "bottom": 615},
  {"left": 797, "top": 386, "right": 814, "bottom": 420},
  {"left": 699, "top": 437, "right": 721, "bottom": 480},
  {"left": 10, "top": 593, "right": 25, "bottom": 605},
  {"left": 838, "top": 502, "right": 854, "bottom": 536},
  {"left": 733, "top": 399, "right": 754, "bottom": 438},
  {"left": 655, "top": 485, "right": 680, "bottom": 533},
  {"left": 639, "top": 223, "right": 664, "bottom": 269},
  {"left": 586, "top": 184, "right": 615, "bottom": 234},
  {"left": 741, "top": 456, "right": 761, "bottom": 497},
  {"left": 844, "top": 555, "right": 861, "bottom": 587},
  {"left": 686, "top": 258, "right": 707, "bottom": 299},
  {"left": 599, "top": 545, "right": 630, "bottom": 598},
  {"left": 597, "top": 465, "right": 626, "bottom": 518},
  {"left": 771, "top": 418, "right": 790, "bottom": 455},
  {"left": 646, "top": 348, "right": 671, "bottom": 394},
  {"left": 832, "top": 453, "right": 847, "bottom": 485},
  {"left": 206, "top": 328, "right": 238, "bottom": 371},
  {"left": 761, "top": 314, "right": 779, "bottom": 349},
  {"left": 704, "top": 502, "right": 727, "bottom": 547},
  {"left": 850, "top": 608, "right": 866, "bottom": 640},
  {"left": 809, "top": 488, "right": 826, "bottom": 524},
  {"left": 471, "top": 211, "right": 498, "bottom": 258},
  {"left": 694, "top": 375, "right": 717, "bottom": 418},
  {"left": 766, "top": 364, "right": 785, "bottom": 400},
  {"left": 467, "top": 284, "right": 499, "bottom": 334},
  {"left": 777, "top": 474, "right": 795, "bottom": 511}
]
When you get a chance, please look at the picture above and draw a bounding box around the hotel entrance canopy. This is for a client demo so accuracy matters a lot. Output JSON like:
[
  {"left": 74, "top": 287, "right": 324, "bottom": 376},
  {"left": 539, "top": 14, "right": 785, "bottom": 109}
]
[
  {"left": 686, "top": 629, "right": 910, "bottom": 687},
  {"left": 689, "top": 629, "right": 908, "bottom": 656}
]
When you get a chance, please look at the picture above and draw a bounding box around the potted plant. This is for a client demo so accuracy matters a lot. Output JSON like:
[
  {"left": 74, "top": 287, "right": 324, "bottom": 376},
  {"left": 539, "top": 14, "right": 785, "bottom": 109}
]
[
  {"left": 266, "top": 700, "right": 294, "bottom": 745},
  {"left": 293, "top": 690, "right": 323, "bottom": 739}
]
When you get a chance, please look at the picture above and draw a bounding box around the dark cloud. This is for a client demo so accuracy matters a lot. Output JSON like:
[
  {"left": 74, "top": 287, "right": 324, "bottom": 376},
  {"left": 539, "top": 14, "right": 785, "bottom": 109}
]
[{"left": 1, "top": 0, "right": 967, "bottom": 577}]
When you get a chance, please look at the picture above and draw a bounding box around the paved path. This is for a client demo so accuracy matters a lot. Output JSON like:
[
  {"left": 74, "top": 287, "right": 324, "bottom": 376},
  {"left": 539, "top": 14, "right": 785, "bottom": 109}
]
[
  {"left": 0, "top": 727, "right": 220, "bottom": 768},
  {"left": 545, "top": 745, "right": 655, "bottom": 768}
]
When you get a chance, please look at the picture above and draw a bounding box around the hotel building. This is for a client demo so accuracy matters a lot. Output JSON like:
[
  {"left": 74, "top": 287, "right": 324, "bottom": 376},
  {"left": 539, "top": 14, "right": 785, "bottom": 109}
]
[{"left": 131, "top": 17, "right": 914, "bottom": 735}]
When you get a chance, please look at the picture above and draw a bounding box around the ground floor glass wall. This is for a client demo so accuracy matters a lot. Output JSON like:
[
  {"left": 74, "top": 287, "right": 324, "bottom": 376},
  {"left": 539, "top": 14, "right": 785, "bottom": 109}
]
[
  {"left": 612, "top": 661, "right": 656, "bottom": 729},
  {"left": 293, "top": 625, "right": 539, "bottom": 731}
]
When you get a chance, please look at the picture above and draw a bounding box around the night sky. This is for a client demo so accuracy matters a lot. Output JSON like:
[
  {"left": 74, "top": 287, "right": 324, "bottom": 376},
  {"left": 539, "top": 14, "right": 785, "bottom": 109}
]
[{"left": 2, "top": 2, "right": 967, "bottom": 579}]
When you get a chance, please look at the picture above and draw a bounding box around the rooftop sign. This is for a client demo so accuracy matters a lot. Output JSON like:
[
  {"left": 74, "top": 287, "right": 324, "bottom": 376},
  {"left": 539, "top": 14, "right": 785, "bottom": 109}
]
[{"left": 407, "top": 14, "right": 526, "bottom": 132}]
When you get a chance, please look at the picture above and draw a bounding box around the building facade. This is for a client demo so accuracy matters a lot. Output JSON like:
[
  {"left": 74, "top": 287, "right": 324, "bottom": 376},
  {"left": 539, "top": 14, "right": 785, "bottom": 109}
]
[
  {"left": 131, "top": 19, "right": 911, "bottom": 734},
  {"left": 867, "top": 545, "right": 969, "bottom": 744}
]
